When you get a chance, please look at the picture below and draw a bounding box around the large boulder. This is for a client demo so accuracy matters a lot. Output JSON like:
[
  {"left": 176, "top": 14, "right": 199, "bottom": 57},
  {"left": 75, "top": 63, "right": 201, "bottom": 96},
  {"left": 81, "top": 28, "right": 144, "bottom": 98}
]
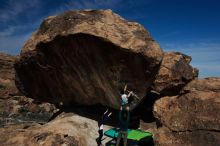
[
  {"left": 153, "top": 77, "right": 220, "bottom": 146},
  {"left": 15, "top": 9, "right": 164, "bottom": 108},
  {"left": 152, "top": 52, "right": 198, "bottom": 96},
  {"left": 0, "top": 112, "right": 111, "bottom": 146},
  {"left": 154, "top": 126, "right": 220, "bottom": 146}
]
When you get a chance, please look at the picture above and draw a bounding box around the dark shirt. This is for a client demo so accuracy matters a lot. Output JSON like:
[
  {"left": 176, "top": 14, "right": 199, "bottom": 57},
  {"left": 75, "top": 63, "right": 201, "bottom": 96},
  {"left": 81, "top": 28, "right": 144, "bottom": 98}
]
[
  {"left": 98, "top": 112, "right": 110, "bottom": 127},
  {"left": 119, "top": 110, "right": 130, "bottom": 131}
]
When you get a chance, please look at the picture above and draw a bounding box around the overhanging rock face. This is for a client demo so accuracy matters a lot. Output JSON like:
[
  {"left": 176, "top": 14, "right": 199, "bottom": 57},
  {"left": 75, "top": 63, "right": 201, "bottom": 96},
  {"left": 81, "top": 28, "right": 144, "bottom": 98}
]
[{"left": 15, "top": 9, "right": 164, "bottom": 108}]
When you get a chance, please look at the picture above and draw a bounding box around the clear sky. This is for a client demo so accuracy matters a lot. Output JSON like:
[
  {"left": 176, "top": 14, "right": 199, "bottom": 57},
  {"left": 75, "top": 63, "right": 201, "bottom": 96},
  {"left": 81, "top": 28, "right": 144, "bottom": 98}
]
[{"left": 0, "top": 0, "right": 219, "bottom": 77}]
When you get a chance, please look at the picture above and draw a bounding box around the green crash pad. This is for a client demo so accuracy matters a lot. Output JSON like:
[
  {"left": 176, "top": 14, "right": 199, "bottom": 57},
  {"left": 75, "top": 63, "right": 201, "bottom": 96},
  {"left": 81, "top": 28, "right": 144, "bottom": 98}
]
[{"left": 104, "top": 128, "right": 153, "bottom": 141}]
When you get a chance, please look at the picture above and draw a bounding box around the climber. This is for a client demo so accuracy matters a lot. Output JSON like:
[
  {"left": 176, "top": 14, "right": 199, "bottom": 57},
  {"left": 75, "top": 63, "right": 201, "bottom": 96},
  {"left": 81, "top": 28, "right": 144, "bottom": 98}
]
[
  {"left": 120, "top": 84, "right": 134, "bottom": 111},
  {"left": 115, "top": 85, "right": 133, "bottom": 146},
  {"left": 116, "top": 109, "right": 130, "bottom": 146},
  {"left": 97, "top": 109, "right": 112, "bottom": 146}
]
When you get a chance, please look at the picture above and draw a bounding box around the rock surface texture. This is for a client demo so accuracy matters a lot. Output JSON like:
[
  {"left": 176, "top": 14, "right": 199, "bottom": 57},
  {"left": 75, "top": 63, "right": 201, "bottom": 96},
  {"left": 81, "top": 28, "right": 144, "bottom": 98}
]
[
  {"left": 152, "top": 52, "right": 198, "bottom": 96},
  {"left": 153, "top": 78, "right": 220, "bottom": 146},
  {"left": 15, "top": 9, "right": 164, "bottom": 108},
  {"left": 0, "top": 53, "right": 19, "bottom": 98},
  {"left": 0, "top": 112, "right": 111, "bottom": 146},
  {"left": 0, "top": 53, "right": 56, "bottom": 127}
]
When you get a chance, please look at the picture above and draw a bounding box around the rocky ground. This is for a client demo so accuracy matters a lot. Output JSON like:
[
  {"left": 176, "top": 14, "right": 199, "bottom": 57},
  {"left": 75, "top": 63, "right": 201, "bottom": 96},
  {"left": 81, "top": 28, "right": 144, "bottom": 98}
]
[
  {"left": 0, "top": 53, "right": 57, "bottom": 127},
  {"left": 0, "top": 9, "right": 219, "bottom": 146},
  {"left": 154, "top": 78, "right": 220, "bottom": 146},
  {"left": 0, "top": 112, "right": 110, "bottom": 146}
]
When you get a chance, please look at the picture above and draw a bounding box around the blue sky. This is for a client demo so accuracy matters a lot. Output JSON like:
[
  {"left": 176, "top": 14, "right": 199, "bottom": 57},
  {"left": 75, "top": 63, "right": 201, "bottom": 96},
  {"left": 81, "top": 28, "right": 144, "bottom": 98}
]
[{"left": 0, "top": 0, "right": 219, "bottom": 77}]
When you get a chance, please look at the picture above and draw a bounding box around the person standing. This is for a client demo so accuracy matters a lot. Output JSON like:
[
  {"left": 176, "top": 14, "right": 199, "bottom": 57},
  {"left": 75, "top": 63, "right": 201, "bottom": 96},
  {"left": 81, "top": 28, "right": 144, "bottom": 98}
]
[
  {"left": 116, "top": 85, "right": 134, "bottom": 146},
  {"left": 97, "top": 109, "right": 112, "bottom": 146},
  {"left": 116, "top": 109, "right": 130, "bottom": 146}
]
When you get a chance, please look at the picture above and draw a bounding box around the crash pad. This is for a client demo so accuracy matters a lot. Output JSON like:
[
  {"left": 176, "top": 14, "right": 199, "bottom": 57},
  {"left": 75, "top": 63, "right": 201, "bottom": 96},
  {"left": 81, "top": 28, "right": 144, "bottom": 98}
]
[{"left": 104, "top": 128, "right": 153, "bottom": 141}]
